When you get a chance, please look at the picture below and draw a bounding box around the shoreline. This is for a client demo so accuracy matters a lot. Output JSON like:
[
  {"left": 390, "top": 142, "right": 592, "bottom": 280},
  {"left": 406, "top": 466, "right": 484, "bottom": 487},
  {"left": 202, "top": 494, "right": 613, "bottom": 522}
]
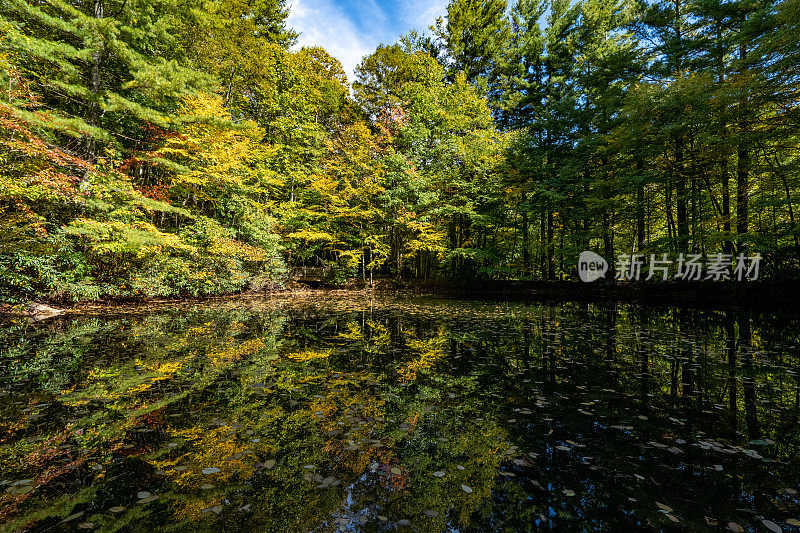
[{"left": 3, "top": 279, "right": 800, "bottom": 319}]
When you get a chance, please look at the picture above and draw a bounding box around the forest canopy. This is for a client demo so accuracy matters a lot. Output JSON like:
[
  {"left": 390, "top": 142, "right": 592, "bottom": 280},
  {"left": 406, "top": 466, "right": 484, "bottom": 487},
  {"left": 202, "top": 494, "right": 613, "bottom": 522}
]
[{"left": 1, "top": 0, "right": 798, "bottom": 302}]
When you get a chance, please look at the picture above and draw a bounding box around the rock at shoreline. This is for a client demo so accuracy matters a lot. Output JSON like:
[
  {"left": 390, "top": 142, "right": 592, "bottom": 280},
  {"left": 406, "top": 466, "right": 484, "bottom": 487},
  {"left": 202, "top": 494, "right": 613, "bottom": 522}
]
[{"left": 26, "top": 302, "right": 65, "bottom": 320}]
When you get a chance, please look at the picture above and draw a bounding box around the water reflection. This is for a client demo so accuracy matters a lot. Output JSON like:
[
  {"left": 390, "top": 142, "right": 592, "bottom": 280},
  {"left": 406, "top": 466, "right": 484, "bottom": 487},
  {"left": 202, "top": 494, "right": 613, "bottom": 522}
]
[{"left": 1, "top": 296, "right": 799, "bottom": 531}]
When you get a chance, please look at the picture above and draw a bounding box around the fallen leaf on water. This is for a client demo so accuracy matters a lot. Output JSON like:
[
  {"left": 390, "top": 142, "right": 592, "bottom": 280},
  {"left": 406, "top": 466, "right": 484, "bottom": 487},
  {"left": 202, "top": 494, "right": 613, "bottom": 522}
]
[
  {"left": 656, "top": 502, "right": 673, "bottom": 513},
  {"left": 786, "top": 519, "right": 800, "bottom": 526},
  {"left": 461, "top": 485, "right": 473, "bottom": 494},
  {"left": 391, "top": 467, "right": 402, "bottom": 475},
  {"left": 62, "top": 512, "right": 84, "bottom": 523},
  {"left": 202, "top": 467, "right": 221, "bottom": 475},
  {"left": 432, "top": 471, "right": 445, "bottom": 478},
  {"left": 727, "top": 522, "right": 745, "bottom": 533},
  {"left": 762, "top": 519, "right": 782, "bottom": 533}
]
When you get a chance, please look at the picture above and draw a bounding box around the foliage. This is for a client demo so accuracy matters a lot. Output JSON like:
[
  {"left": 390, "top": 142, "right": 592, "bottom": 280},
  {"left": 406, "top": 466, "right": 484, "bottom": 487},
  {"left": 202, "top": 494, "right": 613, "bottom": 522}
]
[{"left": 2, "top": 0, "right": 800, "bottom": 301}]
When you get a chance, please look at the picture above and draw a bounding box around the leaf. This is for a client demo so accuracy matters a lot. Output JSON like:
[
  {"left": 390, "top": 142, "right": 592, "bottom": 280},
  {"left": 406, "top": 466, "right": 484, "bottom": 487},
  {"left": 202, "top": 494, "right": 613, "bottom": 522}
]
[
  {"left": 432, "top": 471, "right": 446, "bottom": 478},
  {"left": 727, "top": 522, "right": 745, "bottom": 533},
  {"left": 391, "top": 467, "right": 402, "bottom": 475},
  {"left": 656, "top": 502, "right": 673, "bottom": 513},
  {"left": 202, "top": 467, "right": 221, "bottom": 475},
  {"left": 461, "top": 484, "right": 473, "bottom": 493},
  {"left": 762, "top": 520, "right": 782, "bottom": 533}
]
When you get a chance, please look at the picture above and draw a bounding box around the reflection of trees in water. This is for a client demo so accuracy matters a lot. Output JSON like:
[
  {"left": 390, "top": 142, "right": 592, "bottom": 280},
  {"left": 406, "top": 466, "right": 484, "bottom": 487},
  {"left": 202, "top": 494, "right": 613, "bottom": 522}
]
[{"left": 0, "top": 299, "right": 799, "bottom": 531}]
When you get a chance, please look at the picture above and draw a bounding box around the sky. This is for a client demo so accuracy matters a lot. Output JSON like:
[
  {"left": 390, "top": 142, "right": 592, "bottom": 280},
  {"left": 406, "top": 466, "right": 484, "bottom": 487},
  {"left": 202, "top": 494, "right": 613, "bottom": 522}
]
[{"left": 287, "top": 0, "right": 449, "bottom": 81}]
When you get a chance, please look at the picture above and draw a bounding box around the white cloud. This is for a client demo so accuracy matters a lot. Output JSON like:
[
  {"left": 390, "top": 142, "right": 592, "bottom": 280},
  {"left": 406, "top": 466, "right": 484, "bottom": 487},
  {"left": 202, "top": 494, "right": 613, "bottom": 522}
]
[
  {"left": 286, "top": 0, "right": 450, "bottom": 82},
  {"left": 400, "top": 0, "right": 448, "bottom": 30},
  {"left": 287, "top": 0, "right": 376, "bottom": 82}
]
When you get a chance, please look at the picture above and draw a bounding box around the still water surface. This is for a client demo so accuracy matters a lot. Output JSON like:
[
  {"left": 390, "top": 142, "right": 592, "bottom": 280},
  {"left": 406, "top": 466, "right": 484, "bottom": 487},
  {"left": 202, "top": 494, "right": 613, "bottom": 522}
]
[{"left": 1, "top": 296, "right": 799, "bottom": 532}]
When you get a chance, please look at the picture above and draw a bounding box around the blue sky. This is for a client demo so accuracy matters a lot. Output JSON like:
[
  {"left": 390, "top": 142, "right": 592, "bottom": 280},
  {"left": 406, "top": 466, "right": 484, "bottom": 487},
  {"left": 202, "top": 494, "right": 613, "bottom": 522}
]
[{"left": 287, "top": 0, "right": 449, "bottom": 81}]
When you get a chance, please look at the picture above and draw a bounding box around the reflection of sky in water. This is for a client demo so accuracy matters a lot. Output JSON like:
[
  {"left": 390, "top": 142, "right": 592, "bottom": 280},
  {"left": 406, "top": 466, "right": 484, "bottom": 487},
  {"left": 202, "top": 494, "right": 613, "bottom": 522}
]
[{"left": 0, "top": 296, "right": 799, "bottom": 531}]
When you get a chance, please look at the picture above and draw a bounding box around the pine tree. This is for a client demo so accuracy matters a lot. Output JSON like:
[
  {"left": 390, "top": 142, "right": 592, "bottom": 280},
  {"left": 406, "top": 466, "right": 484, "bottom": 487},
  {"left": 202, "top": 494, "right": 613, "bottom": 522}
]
[
  {"left": 434, "top": 0, "right": 511, "bottom": 88},
  {"left": 0, "top": 0, "right": 212, "bottom": 162}
]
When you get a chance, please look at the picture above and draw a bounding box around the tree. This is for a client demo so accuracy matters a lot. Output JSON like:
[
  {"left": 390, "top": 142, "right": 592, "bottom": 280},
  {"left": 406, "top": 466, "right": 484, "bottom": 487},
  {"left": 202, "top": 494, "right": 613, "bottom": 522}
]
[
  {"left": 434, "top": 0, "right": 511, "bottom": 89},
  {"left": 0, "top": 0, "right": 211, "bottom": 162}
]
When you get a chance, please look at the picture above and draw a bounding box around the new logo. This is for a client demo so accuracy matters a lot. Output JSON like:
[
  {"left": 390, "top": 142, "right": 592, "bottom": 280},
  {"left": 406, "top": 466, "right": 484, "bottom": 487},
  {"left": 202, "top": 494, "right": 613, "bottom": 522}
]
[{"left": 578, "top": 251, "right": 608, "bottom": 282}]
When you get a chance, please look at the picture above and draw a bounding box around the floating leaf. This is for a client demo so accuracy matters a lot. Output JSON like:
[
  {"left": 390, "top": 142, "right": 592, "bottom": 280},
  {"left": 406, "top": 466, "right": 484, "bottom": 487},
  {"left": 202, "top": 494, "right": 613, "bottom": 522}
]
[
  {"left": 727, "top": 522, "right": 745, "bottom": 533},
  {"left": 432, "top": 471, "right": 445, "bottom": 478},
  {"left": 202, "top": 467, "right": 221, "bottom": 475},
  {"left": 461, "top": 485, "right": 473, "bottom": 493},
  {"left": 762, "top": 519, "right": 782, "bottom": 533},
  {"left": 656, "top": 502, "right": 673, "bottom": 513},
  {"left": 62, "top": 512, "right": 84, "bottom": 523}
]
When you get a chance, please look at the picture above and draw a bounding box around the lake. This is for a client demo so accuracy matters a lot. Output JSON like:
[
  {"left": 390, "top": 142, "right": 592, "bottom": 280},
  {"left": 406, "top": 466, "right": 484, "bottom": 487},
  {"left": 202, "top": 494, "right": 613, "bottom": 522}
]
[{"left": 1, "top": 295, "right": 799, "bottom": 532}]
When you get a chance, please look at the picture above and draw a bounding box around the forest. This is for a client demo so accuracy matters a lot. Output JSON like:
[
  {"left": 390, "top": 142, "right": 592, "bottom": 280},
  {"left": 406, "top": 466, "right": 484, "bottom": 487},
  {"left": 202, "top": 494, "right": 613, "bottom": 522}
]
[{"left": 1, "top": 0, "right": 799, "bottom": 302}]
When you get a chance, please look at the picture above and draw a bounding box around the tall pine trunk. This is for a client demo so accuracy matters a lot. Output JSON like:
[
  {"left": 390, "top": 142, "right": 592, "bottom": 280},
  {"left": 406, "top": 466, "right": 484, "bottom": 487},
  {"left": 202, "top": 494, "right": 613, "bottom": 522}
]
[
  {"left": 736, "top": 42, "right": 749, "bottom": 252},
  {"left": 85, "top": 0, "right": 104, "bottom": 164}
]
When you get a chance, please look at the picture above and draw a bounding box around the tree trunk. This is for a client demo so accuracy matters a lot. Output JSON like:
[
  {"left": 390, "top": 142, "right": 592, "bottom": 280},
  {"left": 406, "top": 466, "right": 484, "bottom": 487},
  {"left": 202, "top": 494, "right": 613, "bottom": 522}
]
[
  {"left": 636, "top": 158, "right": 645, "bottom": 251},
  {"left": 736, "top": 45, "right": 750, "bottom": 253},
  {"left": 84, "top": 0, "right": 104, "bottom": 164}
]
